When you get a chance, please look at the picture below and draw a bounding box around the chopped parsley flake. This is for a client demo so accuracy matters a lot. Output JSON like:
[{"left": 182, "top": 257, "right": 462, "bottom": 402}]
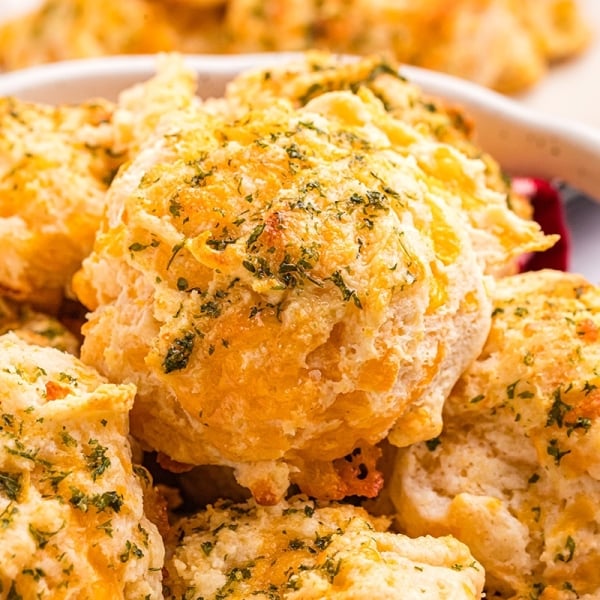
[
  {"left": 163, "top": 331, "right": 195, "bottom": 374},
  {"left": 60, "top": 430, "right": 77, "bottom": 447},
  {"left": 201, "top": 541, "right": 213, "bottom": 556},
  {"left": 425, "top": 437, "right": 441, "bottom": 451},
  {"left": 0, "top": 471, "right": 22, "bottom": 501},
  {"left": 546, "top": 388, "right": 572, "bottom": 428},
  {"left": 85, "top": 439, "right": 111, "bottom": 481},
  {"left": 566, "top": 416, "right": 592, "bottom": 436},
  {"left": 29, "top": 523, "right": 63, "bottom": 549},
  {"left": 546, "top": 439, "right": 571, "bottom": 465},
  {"left": 97, "top": 520, "right": 114, "bottom": 537},
  {"left": 246, "top": 223, "right": 266, "bottom": 247},
  {"left": 555, "top": 536, "right": 576, "bottom": 563},
  {"left": 506, "top": 380, "right": 520, "bottom": 400},
  {"left": 69, "top": 488, "right": 123, "bottom": 513},
  {"left": 128, "top": 239, "right": 159, "bottom": 252},
  {"left": 329, "top": 271, "right": 362, "bottom": 308},
  {"left": 22, "top": 567, "right": 45, "bottom": 582},
  {"left": 166, "top": 241, "right": 185, "bottom": 270},
  {"left": 119, "top": 540, "right": 144, "bottom": 563}
]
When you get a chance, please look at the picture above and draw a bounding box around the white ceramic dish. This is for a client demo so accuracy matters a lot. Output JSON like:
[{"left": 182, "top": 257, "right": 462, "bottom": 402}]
[{"left": 0, "top": 53, "right": 599, "bottom": 202}]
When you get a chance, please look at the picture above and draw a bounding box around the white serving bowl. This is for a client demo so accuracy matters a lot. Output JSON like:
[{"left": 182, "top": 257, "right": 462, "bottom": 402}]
[{"left": 0, "top": 53, "right": 599, "bottom": 201}]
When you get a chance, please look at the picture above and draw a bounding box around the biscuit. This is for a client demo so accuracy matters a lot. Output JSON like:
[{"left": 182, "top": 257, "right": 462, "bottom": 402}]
[
  {"left": 0, "top": 0, "right": 589, "bottom": 92},
  {"left": 391, "top": 270, "right": 600, "bottom": 598},
  {"left": 0, "top": 333, "right": 164, "bottom": 598},
  {"left": 0, "top": 296, "right": 80, "bottom": 355},
  {"left": 0, "top": 96, "right": 118, "bottom": 311},
  {"left": 74, "top": 56, "right": 552, "bottom": 503},
  {"left": 163, "top": 495, "right": 485, "bottom": 599}
]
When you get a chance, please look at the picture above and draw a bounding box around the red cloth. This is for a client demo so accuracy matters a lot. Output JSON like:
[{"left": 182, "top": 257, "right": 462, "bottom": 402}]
[{"left": 512, "top": 177, "right": 571, "bottom": 273}]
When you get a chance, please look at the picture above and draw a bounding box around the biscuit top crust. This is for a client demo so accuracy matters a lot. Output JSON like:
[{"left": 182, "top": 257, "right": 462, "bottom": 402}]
[
  {"left": 164, "top": 495, "right": 485, "bottom": 599},
  {"left": 0, "top": 333, "right": 164, "bottom": 599}
]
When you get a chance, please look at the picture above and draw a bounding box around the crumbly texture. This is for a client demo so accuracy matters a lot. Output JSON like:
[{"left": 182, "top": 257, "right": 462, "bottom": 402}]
[
  {"left": 0, "top": 0, "right": 226, "bottom": 69},
  {"left": 0, "top": 296, "right": 80, "bottom": 355},
  {"left": 0, "top": 332, "right": 164, "bottom": 599},
  {"left": 73, "top": 55, "right": 552, "bottom": 503},
  {"left": 0, "top": 0, "right": 590, "bottom": 93},
  {"left": 221, "top": 51, "right": 537, "bottom": 260},
  {"left": 0, "top": 53, "right": 207, "bottom": 316},
  {"left": 0, "top": 96, "right": 119, "bottom": 311},
  {"left": 163, "top": 495, "right": 485, "bottom": 599},
  {"left": 0, "top": 0, "right": 184, "bottom": 68},
  {"left": 223, "top": 54, "right": 479, "bottom": 144},
  {"left": 390, "top": 269, "right": 600, "bottom": 599},
  {"left": 112, "top": 53, "right": 202, "bottom": 158}
]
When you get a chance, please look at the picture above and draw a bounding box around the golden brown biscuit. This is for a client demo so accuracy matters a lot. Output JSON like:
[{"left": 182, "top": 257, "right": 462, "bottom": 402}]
[
  {"left": 390, "top": 270, "right": 600, "bottom": 598},
  {"left": 0, "top": 55, "right": 206, "bottom": 315},
  {"left": 0, "top": 0, "right": 227, "bottom": 70},
  {"left": 0, "top": 332, "right": 164, "bottom": 598},
  {"left": 73, "top": 55, "right": 552, "bottom": 503},
  {"left": 0, "top": 96, "right": 119, "bottom": 311},
  {"left": 112, "top": 53, "right": 202, "bottom": 158},
  {"left": 0, "top": 0, "right": 180, "bottom": 70},
  {"left": 163, "top": 495, "right": 485, "bottom": 599},
  {"left": 517, "top": 0, "right": 592, "bottom": 62},
  {"left": 222, "top": 51, "right": 536, "bottom": 253}
]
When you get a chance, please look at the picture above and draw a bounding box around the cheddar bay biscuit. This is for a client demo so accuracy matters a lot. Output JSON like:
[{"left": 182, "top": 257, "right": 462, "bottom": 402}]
[
  {"left": 0, "top": 296, "right": 80, "bottom": 355},
  {"left": 163, "top": 495, "right": 485, "bottom": 599},
  {"left": 74, "top": 55, "right": 552, "bottom": 503},
  {"left": 0, "top": 333, "right": 164, "bottom": 599},
  {"left": 0, "top": 96, "right": 118, "bottom": 311},
  {"left": 391, "top": 270, "right": 600, "bottom": 598},
  {"left": 222, "top": 52, "right": 544, "bottom": 276},
  {"left": 0, "top": 55, "right": 202, "bottom": 314},
  {"left": 0, "top": 0, "right": 589, "bottom": 93},
  {"left": 224, "top": 0, "right": 590, "bottom": 93}
]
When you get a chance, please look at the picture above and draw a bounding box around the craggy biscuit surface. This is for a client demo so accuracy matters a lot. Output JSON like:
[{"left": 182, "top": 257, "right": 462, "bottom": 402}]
[
  {"left": 74, "top": 55, "right": 552, "bottom": 503},
  {"left": 163, "top": 495, "right": 485, "bottom": 599},
  {"left": 0, "top": 54, "right": 205, "bottom": 315},
  {"left": 0, "top": 96, "right": 118, "bottom": 311},
  {"left": 391, "top": 270, "right": 600, "bottom": 599},
  {"left": 222, "top": 51, "right": 538, "bottom": 261},
  {"left": 225, "top": 0, "right": 590, "bottom": 92},
  {"left": 0, "top": 333, "right": 164, "bottom": 599}
]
